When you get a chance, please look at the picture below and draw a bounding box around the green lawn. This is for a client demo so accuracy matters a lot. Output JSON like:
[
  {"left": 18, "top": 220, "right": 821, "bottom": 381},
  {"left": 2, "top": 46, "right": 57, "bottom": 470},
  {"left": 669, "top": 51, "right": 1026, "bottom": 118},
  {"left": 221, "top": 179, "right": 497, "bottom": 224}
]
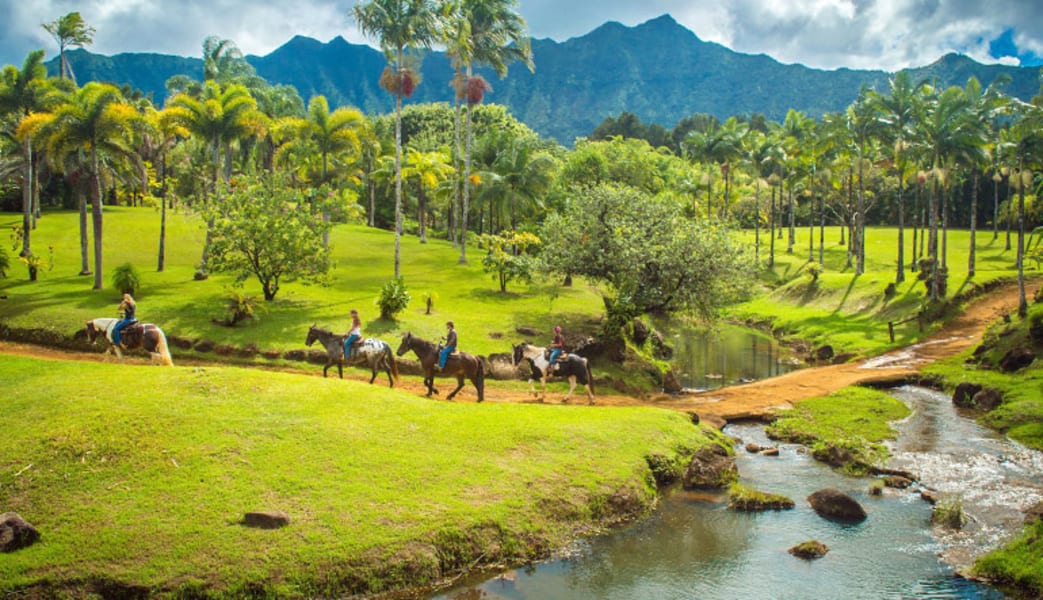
[{"left": 0, "top": 353, "right": 716, "bottom": 597}]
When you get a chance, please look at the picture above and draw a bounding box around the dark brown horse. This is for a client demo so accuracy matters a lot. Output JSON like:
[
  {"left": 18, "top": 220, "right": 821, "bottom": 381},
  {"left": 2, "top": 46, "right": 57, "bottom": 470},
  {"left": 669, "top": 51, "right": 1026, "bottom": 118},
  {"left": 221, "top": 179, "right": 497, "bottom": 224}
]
[
  {"left": 85, "top": 317, "right": 174, "bottom": 366},
  {"left": 395, "top": 332, "right": 485, "bottom": 402}
]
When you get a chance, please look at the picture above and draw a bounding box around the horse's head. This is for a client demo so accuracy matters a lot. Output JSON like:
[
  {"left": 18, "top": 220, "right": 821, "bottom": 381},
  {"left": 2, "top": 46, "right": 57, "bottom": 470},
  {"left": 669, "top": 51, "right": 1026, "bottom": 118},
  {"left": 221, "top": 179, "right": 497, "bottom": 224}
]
[
  {"left": 395, "top": 332, "right": 413, "bottom": 357},
  {"left": 305, "top": 325, "right": 319, "bottom": 347},
  {"left": 512, "top": 343, "right": 525, "bottom": 366}
]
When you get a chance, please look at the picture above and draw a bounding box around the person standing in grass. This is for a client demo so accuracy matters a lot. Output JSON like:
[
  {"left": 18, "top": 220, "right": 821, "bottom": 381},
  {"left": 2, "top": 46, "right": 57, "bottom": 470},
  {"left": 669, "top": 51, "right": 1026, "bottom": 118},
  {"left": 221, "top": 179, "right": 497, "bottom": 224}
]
[
  {"left": 436, "top": 320, "right": 457, "bottom": 372},
  {"left": 344, "top": 309, "right": 362, "bottom": 359},
  {"left": 112, "top": 293, "right": 137, "bottom": 347}
]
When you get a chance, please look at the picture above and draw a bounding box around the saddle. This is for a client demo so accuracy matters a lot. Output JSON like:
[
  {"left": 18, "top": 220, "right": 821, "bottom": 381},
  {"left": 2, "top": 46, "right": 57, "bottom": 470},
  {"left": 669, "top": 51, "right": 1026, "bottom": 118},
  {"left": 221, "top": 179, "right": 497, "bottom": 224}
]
[{"left": 117, "top": 323, "right": 144, "bottom": 347}]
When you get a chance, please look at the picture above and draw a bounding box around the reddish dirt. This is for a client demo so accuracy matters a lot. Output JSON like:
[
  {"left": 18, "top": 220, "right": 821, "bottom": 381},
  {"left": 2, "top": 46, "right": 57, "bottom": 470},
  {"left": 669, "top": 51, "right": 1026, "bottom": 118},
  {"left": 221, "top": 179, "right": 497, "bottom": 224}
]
[{"left": 0, "top": 282, "right": 1031, "bottom": 425}]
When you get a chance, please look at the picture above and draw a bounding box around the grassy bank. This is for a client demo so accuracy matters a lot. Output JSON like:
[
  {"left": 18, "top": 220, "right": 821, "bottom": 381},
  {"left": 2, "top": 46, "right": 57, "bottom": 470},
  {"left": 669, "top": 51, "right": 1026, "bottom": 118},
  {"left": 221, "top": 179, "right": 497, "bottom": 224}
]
[
  {"left": 765, "top": 387, "right": 912, "bottom": 474},
  {"left": 0, "top": 353, "right": 717, "bottom": 597},
  {"left": 733, "top": 226, "right": 1030, "bottom": 358}
]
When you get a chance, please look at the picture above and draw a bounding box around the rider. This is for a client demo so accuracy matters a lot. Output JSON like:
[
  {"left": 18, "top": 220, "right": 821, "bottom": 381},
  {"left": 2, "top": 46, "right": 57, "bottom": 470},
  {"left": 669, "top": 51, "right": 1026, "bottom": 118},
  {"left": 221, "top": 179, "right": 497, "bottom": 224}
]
[
  {"left": 436, "top": 320, "right": 457, "bottom": 372},
  {"left": 112, "top": 293, "right": 137, "bottom": 347},
  {"left": 344, "top": 309, "right": 362, "bottom": 359},
  {"left": 549, "top": 325, "right": 566, "bottom": 372}
]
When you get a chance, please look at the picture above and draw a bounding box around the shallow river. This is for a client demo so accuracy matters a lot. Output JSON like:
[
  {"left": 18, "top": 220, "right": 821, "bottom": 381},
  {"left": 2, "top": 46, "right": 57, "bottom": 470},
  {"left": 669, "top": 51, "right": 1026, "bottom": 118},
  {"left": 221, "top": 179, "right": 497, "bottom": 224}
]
[{"left": 433, "top": 386, "right": 1042, "bottom": 600}]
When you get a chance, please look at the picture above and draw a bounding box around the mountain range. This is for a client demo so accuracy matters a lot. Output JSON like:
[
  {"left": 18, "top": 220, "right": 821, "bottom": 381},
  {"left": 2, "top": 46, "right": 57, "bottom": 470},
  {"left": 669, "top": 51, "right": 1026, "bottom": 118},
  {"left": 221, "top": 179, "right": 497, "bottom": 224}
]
[{"left": 50, "top": 14, "right": 1042, "bottom": 144}]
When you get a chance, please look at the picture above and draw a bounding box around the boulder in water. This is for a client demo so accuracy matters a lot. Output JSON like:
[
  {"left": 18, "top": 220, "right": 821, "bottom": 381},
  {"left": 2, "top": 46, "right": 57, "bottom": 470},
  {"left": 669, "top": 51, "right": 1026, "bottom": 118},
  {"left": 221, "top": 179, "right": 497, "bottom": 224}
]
[
  {"left": 682, "top": 444, "right": 737, "bottom": 490},
  {"left": 807, "top": 488, "right": 867, "bottom": 523},
  {"left": 788, "top": 540, "right": 829, "bottom": 559}
]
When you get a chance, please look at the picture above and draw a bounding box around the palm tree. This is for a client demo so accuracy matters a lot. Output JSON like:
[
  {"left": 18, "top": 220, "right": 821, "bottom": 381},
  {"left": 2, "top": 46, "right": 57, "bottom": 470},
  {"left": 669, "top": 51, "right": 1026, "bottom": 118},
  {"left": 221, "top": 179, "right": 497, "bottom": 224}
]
[
  {"left": 442, "top": 0, "right": 533, "bottom": 265},
  {"left": 402, "top": 146, "right": 453, "bottom": 242},
  {"left": 42, "top": 12, "right": 95, "bottom": 83},
  {"left": 288, "top": 95, "right": 364, "bottom": 245},
  {"left": 23, "top": 83, "right": 141, "bottom": 289},
  {"left": 166, "top": 81, "right": 264, "bottom": 273},
  {"left": 354, "top": 0, "right": 442, "bottom": 278},
  {"left": 847, "top": 89, "right": 879, "bottom": 276},
  {"left": 780, "top": 110, "right": 815, "bottom": 254},
  {"left": 138, "top": 104, "right": 188, "bottom": 271},
  {"left": 960, "top": 77, "right": 1004, "bottom": 278},
  {"left": 1010, "top": 99, "right": 1043, "bottom": 317},
  {"left": 872, "top": 72, "right": 924, "bottom": 283},
  {"left": 489, "top": 133, "right": 555, "bottom": 232},
  {"left": 0, "top": 50, "right": 52, "bottom": 280}
]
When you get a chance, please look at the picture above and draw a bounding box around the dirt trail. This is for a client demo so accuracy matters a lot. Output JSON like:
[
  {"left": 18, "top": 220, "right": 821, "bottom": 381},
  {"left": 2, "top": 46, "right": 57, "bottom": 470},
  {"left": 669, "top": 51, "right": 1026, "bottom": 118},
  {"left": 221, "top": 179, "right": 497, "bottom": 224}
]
[{"left": 0, "top": 282, "right": 1029, "bottom": 424}]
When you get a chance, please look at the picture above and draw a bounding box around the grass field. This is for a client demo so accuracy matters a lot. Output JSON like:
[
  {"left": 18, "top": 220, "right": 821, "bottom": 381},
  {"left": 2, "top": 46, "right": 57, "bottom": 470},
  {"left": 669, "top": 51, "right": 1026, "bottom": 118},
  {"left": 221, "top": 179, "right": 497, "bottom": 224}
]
[{"left": 0, "top": 353, "right": 718, "bottom": 597}]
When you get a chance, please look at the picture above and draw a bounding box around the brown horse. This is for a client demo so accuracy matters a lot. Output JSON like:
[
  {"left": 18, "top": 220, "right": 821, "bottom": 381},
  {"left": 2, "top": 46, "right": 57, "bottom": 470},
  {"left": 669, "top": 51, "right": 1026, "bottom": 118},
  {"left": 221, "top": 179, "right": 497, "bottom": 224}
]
[
  {"left": 85, "top": 317, "right": 174, "bottom": 366},
  {"left": 395, "top": 332, "right": 485, "bottom": 402}
]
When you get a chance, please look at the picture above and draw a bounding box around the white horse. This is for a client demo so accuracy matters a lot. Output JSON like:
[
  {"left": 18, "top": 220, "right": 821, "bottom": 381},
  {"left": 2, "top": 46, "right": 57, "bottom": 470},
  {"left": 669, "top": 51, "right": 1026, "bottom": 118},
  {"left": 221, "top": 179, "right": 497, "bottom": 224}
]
[
  {"left": 512, "top": 342, "right": 594, "bottom": 404},
  {"left": 85, "top": 317, "right": 174, "bottom": 366}
]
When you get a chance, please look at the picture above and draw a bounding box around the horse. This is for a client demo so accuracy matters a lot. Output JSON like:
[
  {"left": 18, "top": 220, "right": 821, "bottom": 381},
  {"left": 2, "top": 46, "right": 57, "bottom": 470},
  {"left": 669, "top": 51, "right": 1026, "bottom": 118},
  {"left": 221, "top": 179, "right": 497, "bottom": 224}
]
[
  {"left": 305, "top": 325, "right": 399, "bottom": 387},
  {"left": 395, "top": 332, "right": 485, "bottom": 402},
  {"left": 85, "top": 317, "right": 174, "bottom": 366},
  {"left": 512, "top": 342, "right": 594, "bottom": 404}
]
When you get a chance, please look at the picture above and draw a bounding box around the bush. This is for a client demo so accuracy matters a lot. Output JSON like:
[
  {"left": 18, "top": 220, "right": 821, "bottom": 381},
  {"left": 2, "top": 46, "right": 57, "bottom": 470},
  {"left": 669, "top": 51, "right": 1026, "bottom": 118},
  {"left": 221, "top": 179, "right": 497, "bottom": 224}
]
[
  {"left": 215, "top": 289, "right": 263, "bottom": 327},
  {"left": 803, "top": 262, "right": 823, "bottom": 283},
  {"left": 111, "top": 263, "right": 142, "bottom": 295},
  {"left": 0, "top": 245, "right": 9, "bottom": 279},
  {"left": 931, "top": 495, "right": 967, "bottom": 529},
  {"left": 377, "top": 277, "right": 411, "bottom": 321}
]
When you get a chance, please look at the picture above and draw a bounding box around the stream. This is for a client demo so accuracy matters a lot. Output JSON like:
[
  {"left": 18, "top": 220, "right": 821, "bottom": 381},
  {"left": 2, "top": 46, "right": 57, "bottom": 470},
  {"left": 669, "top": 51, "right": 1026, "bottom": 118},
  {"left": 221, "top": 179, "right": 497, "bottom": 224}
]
[{"left": 433, "top": 385, "right": 1043, "bottom": 599}]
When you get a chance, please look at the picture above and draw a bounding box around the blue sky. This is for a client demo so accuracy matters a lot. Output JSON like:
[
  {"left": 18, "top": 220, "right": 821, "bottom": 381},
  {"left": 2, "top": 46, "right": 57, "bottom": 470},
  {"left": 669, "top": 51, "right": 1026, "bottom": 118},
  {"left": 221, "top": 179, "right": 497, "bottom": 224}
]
[{"left": 1, "top": 0, "right": 1041, "bottom": 72}]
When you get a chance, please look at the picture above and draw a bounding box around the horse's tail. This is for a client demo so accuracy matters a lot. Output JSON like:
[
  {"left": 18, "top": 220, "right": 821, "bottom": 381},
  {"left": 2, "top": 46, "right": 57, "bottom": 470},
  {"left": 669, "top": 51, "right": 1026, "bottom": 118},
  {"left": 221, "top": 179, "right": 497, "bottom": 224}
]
[
  {"left": 156, "top": 328, "right": 174, "bottom": 367},
  {"left": 387, "top": 345, "right": 400, "bottom": 382}
]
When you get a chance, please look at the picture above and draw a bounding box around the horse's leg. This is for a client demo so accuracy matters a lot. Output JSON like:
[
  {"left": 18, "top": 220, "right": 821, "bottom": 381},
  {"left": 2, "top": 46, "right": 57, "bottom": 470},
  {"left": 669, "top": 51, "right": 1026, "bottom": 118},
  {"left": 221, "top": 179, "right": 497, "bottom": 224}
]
[
  {"left": 446, "top": 375, "right": 465, "bottom": 401},
  {"left": 368, "top": 364, "right": 378, "bottom": 385},
  {"left": 338, "top": 360, "right": 343, "bottom": 379},
  {"left": 384, "top": 363, "right": 394, "bottom": 388},
  {"left": 113, "top": 344, "right": 125, "bottom": 363},
  {"left": 322, "top": 361, "right": 330, "bottom": 378},
  {"left": 563, "top": 376, "right": 577, "bottom": 404},
  {"left": 528, "top": 377, "right": 538, "bottom": 397},
  {"left": 424, "top": 371, "right": 438, "bottom": 397},
  {"left": 586, "top": 382, "right": 595, "bottom": 405}
]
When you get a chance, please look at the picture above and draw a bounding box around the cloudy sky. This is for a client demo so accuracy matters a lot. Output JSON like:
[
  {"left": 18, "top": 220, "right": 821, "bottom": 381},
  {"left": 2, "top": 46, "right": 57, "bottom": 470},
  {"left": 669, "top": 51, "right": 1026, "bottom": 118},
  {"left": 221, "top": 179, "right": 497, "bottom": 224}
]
[{"left": 2, "top": 0, "right": 1041, "bottom": 72}]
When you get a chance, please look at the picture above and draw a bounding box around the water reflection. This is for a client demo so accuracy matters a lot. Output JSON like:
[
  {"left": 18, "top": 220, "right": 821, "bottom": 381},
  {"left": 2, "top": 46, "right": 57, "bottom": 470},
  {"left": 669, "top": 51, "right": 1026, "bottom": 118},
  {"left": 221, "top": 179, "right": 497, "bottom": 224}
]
[{"left": 668, "top": 323, "right": 800, "bottom": 390}]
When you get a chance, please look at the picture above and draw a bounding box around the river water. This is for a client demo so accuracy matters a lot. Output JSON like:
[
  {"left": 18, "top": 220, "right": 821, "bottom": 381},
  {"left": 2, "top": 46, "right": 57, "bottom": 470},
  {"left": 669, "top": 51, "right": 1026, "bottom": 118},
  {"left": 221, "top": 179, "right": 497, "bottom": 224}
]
[
  {"left": 666, "top": 323, "right": 801, "bottom": 391},
  {"left": 433, "top": 386, "right": 1042, "bottom": 600}
]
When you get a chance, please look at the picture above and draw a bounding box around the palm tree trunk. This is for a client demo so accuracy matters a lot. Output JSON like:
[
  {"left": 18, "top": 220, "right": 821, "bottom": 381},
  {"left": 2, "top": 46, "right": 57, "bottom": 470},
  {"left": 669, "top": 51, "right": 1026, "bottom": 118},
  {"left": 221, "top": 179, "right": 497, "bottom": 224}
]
[
  {"left": 787, "top": 183, "right": 795, "bottom": 254},
  {"left": 1017, "top": 164, "right": 1027, "bottom": 317},
  {"left": 158, "top": 154, "right": 167, "bottom": 272},
  {"left": 856, "top": 151, "right": 865, "bottom": 276},
  {"left": 768, "top": 184, "right": 775, "bottom": 267},
  {"left": 968, "top": 170, "right": 978, "bottom": 278},
  {"left": 992, "top": 172, "right": 1000, "bottom": 240},
  {"left": 394, "top": 89, "right": 403, "bottom": 278},
  {"left": 78, "top": 189, "right": 90, "bottom": 275},
  {"left": 754, "top": 180, "right": 760, "bottom": 265},
  {"left": 20, "top": 137, "right": 34, "bottom": 280},
  {"left": 928, "top": 178, "right": 939, "bottom": 300},
  {"left": 91, "top": 148, "right": 104, "bottom": 290},
  {"left": 459, "top": 74, "right": 473, "bottom": 265},
  {"left": 896, "top": 171, "right": 905, "bottom": 283}
]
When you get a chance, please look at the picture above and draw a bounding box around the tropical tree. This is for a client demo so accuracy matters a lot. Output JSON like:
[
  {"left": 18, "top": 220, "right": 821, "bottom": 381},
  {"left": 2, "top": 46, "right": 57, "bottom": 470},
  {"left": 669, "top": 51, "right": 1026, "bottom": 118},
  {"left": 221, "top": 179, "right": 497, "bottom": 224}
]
[
  {"left": 847, "top": 88, "right": 879, "bottom": 276},
  {"left": 137, "top": 104, "right": 188, "bottom": 271},
  {"left": 42, "top": 12, "right": 95, "bottom": 83},
  {"left": 442, "top": 0, "right": 533, "bottom": 265},
  {"left": 166, "top": 81, "right": 265, "bottom": 273},
  {"left": 353, "top": 0, "right": 442, "bottom": 278},
  {"left": 872, "top": 71, "right": 923, "bottom": 283},
  {"left": 1009, "top": 99, "right": 1043, "bottom": 317},
  {"left": 960, "top": 77, "right": 1006, "bottom": 278},
  {"left": 486, "top": 132, "right": 556, "bottom": 231},
  {"left": 22, "top": 82, "right": 141, "bottom": 289},
  {"left": 402, "top": 146, "right": 453, "bottom": 242},
  {"left": 0, "top": 50, "right": 49, "bottom": 279}
]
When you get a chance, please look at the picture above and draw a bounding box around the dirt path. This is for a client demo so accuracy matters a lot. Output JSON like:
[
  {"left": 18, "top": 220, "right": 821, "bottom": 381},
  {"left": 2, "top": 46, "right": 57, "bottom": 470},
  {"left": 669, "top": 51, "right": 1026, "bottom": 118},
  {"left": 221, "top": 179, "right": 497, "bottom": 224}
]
[{"left": 0, "top": 283, "right": 1029, "bottom": 424}]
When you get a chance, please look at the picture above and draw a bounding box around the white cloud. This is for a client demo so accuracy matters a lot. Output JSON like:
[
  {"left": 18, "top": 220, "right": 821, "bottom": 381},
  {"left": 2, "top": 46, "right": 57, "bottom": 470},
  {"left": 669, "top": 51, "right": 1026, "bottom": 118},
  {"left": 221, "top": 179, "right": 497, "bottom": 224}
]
[{"left": 2, "top": 0, "right": 1041, "bottom": 72}]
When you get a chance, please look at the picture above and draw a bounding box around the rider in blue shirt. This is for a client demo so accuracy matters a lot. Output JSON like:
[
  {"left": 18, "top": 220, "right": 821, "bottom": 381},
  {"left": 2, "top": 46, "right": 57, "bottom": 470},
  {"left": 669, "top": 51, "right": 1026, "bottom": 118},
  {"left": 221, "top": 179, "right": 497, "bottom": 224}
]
[
  {"left": 112, "top": 293, "right": 137, "bottom": 346},
  {"left": 549, "top": 325, "right": 565, "bottom": 372}
]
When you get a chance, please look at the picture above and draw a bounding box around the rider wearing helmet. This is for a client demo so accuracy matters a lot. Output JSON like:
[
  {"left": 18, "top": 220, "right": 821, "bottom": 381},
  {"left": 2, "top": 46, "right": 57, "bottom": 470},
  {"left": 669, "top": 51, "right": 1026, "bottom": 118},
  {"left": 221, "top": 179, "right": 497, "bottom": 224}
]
[
  {"left": 112, "top": 293, "right": 137, "bottom": 347},
  {"left": 344, "top": 309, "right": 362, "bottom": 359},
  {"left": 549, "top": 325, "right": 565, "bottom": 372}
]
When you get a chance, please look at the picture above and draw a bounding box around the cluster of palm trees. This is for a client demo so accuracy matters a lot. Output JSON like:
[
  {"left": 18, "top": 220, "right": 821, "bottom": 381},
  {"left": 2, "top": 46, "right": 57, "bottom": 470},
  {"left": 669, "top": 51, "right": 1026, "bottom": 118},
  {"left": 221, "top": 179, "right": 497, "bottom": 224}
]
[
  {"left": 681, "top": 71, "right": 1043, "bottom": 312},
  {"left": 0, "top": 0, "right": 534, "bottom": 289}
]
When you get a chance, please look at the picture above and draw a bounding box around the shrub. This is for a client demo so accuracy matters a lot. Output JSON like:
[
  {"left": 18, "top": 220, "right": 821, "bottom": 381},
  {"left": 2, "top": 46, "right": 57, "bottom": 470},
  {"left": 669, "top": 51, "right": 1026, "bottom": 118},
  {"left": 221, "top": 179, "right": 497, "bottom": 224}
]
[
  {"left": 216, "top": 289, "right": 263, "bottom": 327},
  {"left": 803, "top": 262, "right": 823, "bottom": 283},
  {"left": 111, "top": 262, "right": 141, "bottom": 295},
  {"left": 377, "top": 277, "right": 411, "bottom": 321},
  {"left": 0, "top": 245, "right": 9, "bottom": 279}
]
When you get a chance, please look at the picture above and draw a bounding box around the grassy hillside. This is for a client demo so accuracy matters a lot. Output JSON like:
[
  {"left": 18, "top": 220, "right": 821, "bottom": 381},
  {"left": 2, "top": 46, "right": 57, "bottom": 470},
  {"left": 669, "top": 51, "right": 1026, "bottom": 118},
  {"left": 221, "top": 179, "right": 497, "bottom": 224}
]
[
  {"left": 0, "top": 208, "right": 604, "bottom": 359},
  {"left": 0, "top": 354, "right": 716, "bottom": 597}
]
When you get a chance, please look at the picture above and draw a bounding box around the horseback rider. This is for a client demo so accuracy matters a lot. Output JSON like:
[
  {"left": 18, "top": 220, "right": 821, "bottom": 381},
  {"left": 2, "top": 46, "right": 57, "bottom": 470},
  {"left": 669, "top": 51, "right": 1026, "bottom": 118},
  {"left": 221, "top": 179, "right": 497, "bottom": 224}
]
[
  {"left": 549, "top": 325, "right": 566, "bottom": 372},
  {"left": 436, "top": 320, "right": 457, "bottom": 372},
  {"left": 112, "top": 293, "right": 137, "bottom": 347},
  {"left": 344, "top": 309, "right": 362, "bottom": 359}
]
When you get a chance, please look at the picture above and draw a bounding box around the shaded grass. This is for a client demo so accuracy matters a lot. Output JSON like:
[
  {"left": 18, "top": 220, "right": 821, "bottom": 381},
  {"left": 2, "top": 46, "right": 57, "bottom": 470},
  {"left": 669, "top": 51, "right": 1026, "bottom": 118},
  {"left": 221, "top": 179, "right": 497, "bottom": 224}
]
[{"left": 0, "top": 353, "right": 716, "bottom": 597}]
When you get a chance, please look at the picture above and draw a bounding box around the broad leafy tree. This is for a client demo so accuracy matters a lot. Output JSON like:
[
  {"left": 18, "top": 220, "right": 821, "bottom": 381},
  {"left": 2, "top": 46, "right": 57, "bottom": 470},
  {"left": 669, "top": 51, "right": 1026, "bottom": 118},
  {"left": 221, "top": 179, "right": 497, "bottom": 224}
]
[{"left": 201, "top": 173, "right": 332, "bottom": 301}]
